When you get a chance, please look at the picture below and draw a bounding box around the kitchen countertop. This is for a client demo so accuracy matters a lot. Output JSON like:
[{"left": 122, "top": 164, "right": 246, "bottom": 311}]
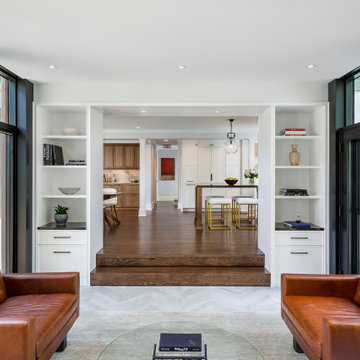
[{"left": 104, "top": 182, "right": 139, "bottom": 185}]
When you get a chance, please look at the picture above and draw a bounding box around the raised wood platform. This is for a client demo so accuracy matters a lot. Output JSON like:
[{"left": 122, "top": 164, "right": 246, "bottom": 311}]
[
  {"left": 91, "top": 267, "right": 271, "bottom": 286},
  {"left": 91, "top": 202, "right": 270, "bottom": 286}
]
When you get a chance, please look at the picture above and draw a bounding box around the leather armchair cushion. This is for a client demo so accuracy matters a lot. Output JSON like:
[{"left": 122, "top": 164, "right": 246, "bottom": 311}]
[
  {"left": 282, "top": 295, "right": 360, "bottom": 358},
  {"left": 0, "top": 293, "right": 77, "bottom": 358},
  {"left": 0, "top": 272, "right": 7, "bottom": 303},
  {"left": 353, "top": 280, "right": 360, "bottom": 305}
]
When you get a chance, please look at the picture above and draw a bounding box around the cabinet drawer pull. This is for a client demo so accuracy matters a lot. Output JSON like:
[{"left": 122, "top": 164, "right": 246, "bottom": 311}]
[
  {"left": 53, "top": 251, "right": 71, "bottom": 254},
  {"left": 53, "top": 236, "right": 71, "bottom": 239},
  {"left": 290, "top": 237, "right": 309, "bottom": 240},
  {"left": 290, "top": 251, "right": 309, "bottom": 255}
]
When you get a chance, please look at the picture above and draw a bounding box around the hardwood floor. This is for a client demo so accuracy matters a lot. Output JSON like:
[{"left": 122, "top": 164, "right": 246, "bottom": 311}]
[{"left": 91, "top": 202, "right": 270, "bottom": 286}]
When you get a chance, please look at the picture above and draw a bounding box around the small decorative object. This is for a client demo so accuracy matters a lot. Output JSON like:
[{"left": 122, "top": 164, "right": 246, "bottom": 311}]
[
  {"left": 225, "top": 177, "right": 238, "bottom": 185},
  {"left": 224, "top": 119, "right": 238, "bottom": 154},
  {"left": 289, "top": 144, "right": 300, "bottom": 166},
  {"left": 54, "top": 205, "right": 70, "bottom": 227},
  {"left": 62, "top": 127, "right": 80, "bottom": 136},
  {"left": 244, "top": 169, "right": 258, "bottom": 184},
  {"left": 58, "top": 187, "right": 81, "bottom": 195},
  {"left": 160, "top": 158, "right": 175, "bottom": 180}
]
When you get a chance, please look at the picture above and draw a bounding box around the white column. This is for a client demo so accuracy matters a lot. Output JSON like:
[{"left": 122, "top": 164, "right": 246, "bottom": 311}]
[{"left": 139, "top": 138, "right": 147, "bottom": 216}]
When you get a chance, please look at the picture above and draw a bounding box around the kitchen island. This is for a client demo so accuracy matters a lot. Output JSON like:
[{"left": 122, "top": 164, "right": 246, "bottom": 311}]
[{"left": 195, "top": 184, "right": 258, "bottom": 230}]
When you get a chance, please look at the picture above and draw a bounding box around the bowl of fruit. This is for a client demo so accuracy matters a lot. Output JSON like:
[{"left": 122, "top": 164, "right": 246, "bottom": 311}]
[{"left": 225, "top": 177, "right": 238, "bottom": 186}]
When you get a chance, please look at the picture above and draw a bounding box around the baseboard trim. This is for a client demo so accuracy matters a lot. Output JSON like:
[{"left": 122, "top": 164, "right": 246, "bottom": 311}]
[{"left": 157, "top": 196, "right": 177, "bottom": 201}]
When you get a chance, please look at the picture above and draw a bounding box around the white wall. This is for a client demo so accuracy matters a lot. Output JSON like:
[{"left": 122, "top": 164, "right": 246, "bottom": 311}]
[
  {"left": 145, "top": 141, "right": 157, "bottom": 210},
  {"left": 157, "top": 149, "right": 178, "bottom": 201},
  {"left": 34, "top": 81, "right": 327, "bottom": 103},
  {"left": 88, "top": 106, "right": 104, "bottom": 272},
  {"left": 258, "top": 107, "right": 275, "bottom": 276}
]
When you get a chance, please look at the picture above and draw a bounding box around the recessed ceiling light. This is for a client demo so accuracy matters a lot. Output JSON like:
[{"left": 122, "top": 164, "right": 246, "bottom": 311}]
[
  {"left": 215, "top": 110, "right": 220, "bottom": 114},
  {"left": 177, "top": 65, "right": 186, "bottom": 70},
  {"left": 306, "top": 64, "right": 316, "bottom": 69},
  {"left": 164, "top": 139, "right": 169, "bottom": 142},
  {"left": 48, "top": 65, "right": 57, "bottom": 69},
  {"left": 135, "top": 126, "right": 141, "bottom": 129},
  {"left": 140, "top": 110, "right": 146, "bottom": 113}
]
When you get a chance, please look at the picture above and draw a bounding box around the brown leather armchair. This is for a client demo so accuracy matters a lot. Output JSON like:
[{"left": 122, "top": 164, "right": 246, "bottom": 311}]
[
  {"left": 281, "top": 274, "right": 360, "bottom": 360},
  {"left": 0, "top": 272, "right": 79, "bottom": 360}
]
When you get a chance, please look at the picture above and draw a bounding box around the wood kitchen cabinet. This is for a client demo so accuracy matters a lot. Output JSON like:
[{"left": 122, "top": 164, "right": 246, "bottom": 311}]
[
  {"left": 103, "top": 184, "right": 139, "bottom": 209},
  {"left": 103, "top": 144, "right": 139, "bottom": 169},
  {"left": 103, "top": 145, "right": 114, "bottom": 169}
]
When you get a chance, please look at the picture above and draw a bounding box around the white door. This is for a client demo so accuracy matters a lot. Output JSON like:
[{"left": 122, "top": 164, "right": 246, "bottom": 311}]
[
  {"left": 211, "top": 147, "right": 225, "bottom": 183},
  {"left": 198, "top": 147, "right": 211, "bottom": 183}
]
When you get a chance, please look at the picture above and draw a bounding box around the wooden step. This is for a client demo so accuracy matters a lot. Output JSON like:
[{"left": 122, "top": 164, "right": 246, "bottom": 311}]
[
  {"left": 96, "top": 253, "right": 265, "bottom": 267},
  {"left": 90, "top": 266, "right": 271, "bottom": 286}
]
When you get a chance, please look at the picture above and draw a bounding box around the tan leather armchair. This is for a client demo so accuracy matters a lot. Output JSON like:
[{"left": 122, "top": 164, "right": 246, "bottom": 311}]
[
  {"left": 281, "top": 274, "right": 360, "bottom": 360},
  {"left": 0, "top": 272, "right": 79, "bottom": 360}
]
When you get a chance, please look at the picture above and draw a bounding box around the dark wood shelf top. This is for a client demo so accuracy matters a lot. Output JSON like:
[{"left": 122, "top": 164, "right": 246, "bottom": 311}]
[
  {"left": 37, "top": 222, "right": 87, "bottom": 230},
  {"left": 275, "top": 222, "right": 324, "bottom": 231}
]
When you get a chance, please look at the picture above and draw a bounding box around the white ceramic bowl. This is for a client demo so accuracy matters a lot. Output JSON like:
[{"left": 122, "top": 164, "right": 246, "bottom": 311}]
[
  {"left": 58, "top": 187, "right": 81, "bottom": 195},
  {"left": 62, "top": 127, "right": 80, "bottom": 136}
]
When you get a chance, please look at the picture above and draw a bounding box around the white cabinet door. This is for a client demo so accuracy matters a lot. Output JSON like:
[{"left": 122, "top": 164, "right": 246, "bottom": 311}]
[
  {"left": 38, "top": 244, "right": 87, "bottom": 284},
  {"left": 183, "top": 184, "right": 196, "bottom": 208},
  {"left": 198, "top": 147, "right": 212, "bottom": 183},
  {"left": 211, "top": 147, "right": 225, "bottom": 183},
  {"left": 182, "top": 146, "right": 197, "bottom": 166},
  {"left": 226, "top": 152, "right": 241, "bottom": 180}
]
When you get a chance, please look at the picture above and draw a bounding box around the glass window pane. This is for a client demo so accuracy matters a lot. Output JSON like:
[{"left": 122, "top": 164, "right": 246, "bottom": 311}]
[
  {"left": 0, "top": 133, "right": 13, "bottom": 273},
  {"left": 0, "top": 76, "right": 9, "bottom": 124},
  {"left": 355, "top": 77, "right": 360, "bottom": 124}
]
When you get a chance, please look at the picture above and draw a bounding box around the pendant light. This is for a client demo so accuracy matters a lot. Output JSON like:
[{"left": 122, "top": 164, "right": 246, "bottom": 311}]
[{"left": 224, "top": 119, "right": 238, "bottom": 154}]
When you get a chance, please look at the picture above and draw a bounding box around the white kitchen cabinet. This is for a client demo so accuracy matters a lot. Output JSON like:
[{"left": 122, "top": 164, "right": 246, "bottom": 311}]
[
  {"left": 183, "top": 183, "right": 196, "bottom": 209},
  {"left": 198, "top": 147, "right": 212, "bottom": 183},
  {"left": 197, "top": 144, "right": 225, "bottom": 183},
  {"left": 274, "top": 230, "right": 325, "bottom": 287}
]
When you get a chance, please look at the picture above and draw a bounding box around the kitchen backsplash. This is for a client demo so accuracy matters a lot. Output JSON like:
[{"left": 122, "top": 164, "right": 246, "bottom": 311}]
[{"left": 104, "top": 169, "right": 139, "bottom": 183}]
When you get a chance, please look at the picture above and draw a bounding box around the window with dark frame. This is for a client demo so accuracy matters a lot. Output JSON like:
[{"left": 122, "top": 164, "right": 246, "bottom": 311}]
[{"left": 0, "top": 72, "right": 17, "bottom": 273}]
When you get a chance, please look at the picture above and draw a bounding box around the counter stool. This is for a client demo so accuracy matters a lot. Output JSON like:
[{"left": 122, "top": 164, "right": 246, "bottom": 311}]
[
  {"left": 208, "top": 198, "right": 232, "bottom": 230},
  {"left": 235, "top": 197, "right": 258, "bottom": 229},
  {"left": 205, "top": 195, "right": 224, "bottom": 224},
  {"left": 103, "top": 188, "right": 120, "bottom": 230},
  {"left": 232, "top": 195, "right": 253, "bottom": 222}
]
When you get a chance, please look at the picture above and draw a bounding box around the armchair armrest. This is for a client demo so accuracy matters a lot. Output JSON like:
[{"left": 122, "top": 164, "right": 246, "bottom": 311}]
[
  {"left": 3, "top": 272, "right": 79, "bottom": 297},
  {"left": 0, "top": 316, "right": 36, "bottom": 360},
  {"left": 322, "top": 317, "right": 360, "bottom": 360},
  {"left": 281, "top": 274, "right": 359, "bottom": 299}
]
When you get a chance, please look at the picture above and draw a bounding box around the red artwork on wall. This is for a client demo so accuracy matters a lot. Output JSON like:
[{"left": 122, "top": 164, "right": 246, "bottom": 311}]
[{"left": 160, "top": 158, "right": 175, "bottom": 180}]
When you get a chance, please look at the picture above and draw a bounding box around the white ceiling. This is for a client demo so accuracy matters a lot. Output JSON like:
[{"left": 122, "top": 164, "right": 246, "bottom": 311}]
[{"left": 1, "top": 0, "right": 360, "bottom": 84}]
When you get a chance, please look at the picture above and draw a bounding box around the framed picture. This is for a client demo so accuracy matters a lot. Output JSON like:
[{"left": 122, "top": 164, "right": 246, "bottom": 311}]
[{"left": 160, "top": 158, "right": 175, "bottom": 180}]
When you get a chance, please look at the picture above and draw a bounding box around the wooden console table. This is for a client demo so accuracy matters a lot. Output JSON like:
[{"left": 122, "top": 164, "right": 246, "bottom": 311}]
[{"left": 195, "top": 184, "right": 258, "bottom": 230}]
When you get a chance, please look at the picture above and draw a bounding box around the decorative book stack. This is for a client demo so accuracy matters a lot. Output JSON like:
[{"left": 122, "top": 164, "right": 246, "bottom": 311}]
[
  {"left": 153, "top": 333, "right": 207, "bottom": 360},
  {"left": 66, "top": 160, "right": 87, "bottom": 166},
  {"left": 43, "top": 144, "right": 64, "bottom": 165},
  {"left": 280, "top": 128, "right": 307, "bottom": 136}
]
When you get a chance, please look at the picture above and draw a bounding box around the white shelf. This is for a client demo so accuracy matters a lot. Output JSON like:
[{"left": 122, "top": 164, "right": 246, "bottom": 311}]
[
  {"left": 42, "top": 135, "right": 87, "bottom": 140},
  {"left": 275, "top": 165, "right": 321, "bottom": 169},
  {"left": 275, "top": 136, "right": 323, "bottom": 140},
  {"left": 275, "top": 195, "right": 321, "bottom": 200},
  {"left": 41, "top": 195, "right": 87, "bottom": 199},
  {"left": 42, "top": 165, "right": 87, "bottom": 169}
]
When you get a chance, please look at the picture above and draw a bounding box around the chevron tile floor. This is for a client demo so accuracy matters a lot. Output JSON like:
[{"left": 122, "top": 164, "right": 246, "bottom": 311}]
[{"left": 80, "top": 286, "right": 281, "bottom": 312}]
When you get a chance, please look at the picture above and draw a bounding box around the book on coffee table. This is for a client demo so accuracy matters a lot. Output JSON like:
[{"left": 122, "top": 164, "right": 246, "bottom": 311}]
[
  {"left": 159, "top": 333, "right": 202, "bottom": 352},
  {"left": 153, "top": 344, "right": 207, "bottom": 360}
]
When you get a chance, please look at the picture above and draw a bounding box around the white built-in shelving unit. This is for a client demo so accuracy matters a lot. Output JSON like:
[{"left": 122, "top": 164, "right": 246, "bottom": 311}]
[
  {"left": 34, "top": 105, "right": 103, "bottom": 285},
  {"left": 272, "top": 105, "right": 328, "bottom": 286}
]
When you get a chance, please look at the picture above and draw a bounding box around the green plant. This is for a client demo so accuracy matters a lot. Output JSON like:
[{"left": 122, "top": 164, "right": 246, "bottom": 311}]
[{"left": 54, "top": 205, "right": 70, "bottom": 215}]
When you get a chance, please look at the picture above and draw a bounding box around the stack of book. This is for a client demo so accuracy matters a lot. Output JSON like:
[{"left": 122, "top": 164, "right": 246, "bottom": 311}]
[
  {"left": 43, "top": 144, "right": 64, "bottom": 165},
  {"left": 153, "top": 333, "right": 207, "bottom": 360},
  {"left": 280, "top": 128, "right": 306, "bottom": 136},
  {"left": 283, "top": 221, "right": 311, "bottom": 229},
  {"left": 66, "top": 160, "right": 86, "bottom": 166},
  {"left": 280, "top": 188, "right": 309, "bottom": 196}
]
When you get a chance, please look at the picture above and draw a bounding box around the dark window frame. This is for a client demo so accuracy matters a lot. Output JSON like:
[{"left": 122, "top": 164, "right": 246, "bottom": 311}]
[{"left": 0, "top": 68, "right": 18, "bottom": 272}]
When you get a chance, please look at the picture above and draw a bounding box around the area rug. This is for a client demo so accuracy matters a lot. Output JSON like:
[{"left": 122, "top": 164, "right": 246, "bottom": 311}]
[{"left": 51, "top": 311, "right": 307, "bottom": 360}]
